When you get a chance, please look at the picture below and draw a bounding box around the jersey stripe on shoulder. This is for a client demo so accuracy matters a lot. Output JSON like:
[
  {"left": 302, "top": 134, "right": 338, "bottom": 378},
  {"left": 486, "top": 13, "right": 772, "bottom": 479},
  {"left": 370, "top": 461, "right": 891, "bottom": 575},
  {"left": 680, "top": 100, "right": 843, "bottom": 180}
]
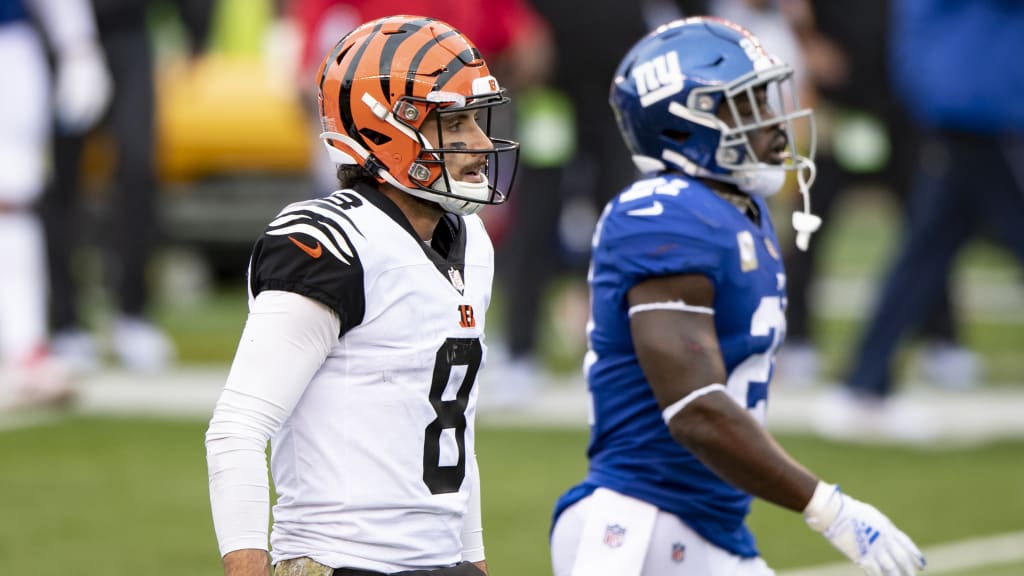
[{"left": 266, "top": 199, "right": 360, "bottom": 265}]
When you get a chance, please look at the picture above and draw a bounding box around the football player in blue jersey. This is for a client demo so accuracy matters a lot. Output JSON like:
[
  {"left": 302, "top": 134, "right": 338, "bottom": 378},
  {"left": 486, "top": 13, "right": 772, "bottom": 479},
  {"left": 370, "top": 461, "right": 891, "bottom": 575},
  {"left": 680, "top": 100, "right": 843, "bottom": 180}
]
[
  {"left": 0, "top": 0, "right": 109, "bottom": 407},
  {"left": 549, "top": 17, "right": 925, "bottom": 576}
]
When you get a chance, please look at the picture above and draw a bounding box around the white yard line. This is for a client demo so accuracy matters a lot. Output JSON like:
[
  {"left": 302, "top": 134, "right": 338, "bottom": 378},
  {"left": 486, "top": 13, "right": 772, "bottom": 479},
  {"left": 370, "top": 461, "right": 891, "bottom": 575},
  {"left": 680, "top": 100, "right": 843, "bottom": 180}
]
[
  {"left": 2, "top": 368, "right": 1024, "bottom": 446},
  {"left": 0, "top": 410, "right": 65, "bottom": 432},
  {"left": 780, "top": 531, "right": 1024, "bottom": 576}
]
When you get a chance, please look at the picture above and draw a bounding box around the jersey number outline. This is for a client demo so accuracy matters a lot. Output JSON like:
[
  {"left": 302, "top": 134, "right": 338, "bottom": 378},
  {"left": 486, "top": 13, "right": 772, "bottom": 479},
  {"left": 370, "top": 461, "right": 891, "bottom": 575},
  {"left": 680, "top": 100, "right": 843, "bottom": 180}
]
[
  {"left": 727, "top": 296, "right": 785, "bottom": 424},
  {"left": 423, "top": 337, "right": 482, "bottom": 494}
]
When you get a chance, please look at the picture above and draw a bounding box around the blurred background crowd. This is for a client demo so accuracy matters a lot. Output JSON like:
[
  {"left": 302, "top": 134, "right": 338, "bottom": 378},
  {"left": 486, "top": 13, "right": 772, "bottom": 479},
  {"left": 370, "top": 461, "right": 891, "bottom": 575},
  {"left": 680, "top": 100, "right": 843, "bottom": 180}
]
[{"left": 1, "top": 0, "right": 1021, "bottom": 444}]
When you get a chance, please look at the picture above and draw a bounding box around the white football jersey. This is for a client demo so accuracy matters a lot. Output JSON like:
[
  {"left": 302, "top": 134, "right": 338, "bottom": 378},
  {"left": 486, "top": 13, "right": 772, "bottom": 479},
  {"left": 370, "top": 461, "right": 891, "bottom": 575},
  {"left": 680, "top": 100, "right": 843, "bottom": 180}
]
[{"left": 246, "top": 184, "right": 492, "bottom": 572}]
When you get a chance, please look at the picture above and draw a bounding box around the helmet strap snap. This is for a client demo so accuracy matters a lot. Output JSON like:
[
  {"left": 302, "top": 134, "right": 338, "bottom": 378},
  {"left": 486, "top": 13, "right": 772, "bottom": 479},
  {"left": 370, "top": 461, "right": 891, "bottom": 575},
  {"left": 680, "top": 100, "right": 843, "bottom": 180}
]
[{"left": 409, "top": 163, "right": 432, "bottom": 182}]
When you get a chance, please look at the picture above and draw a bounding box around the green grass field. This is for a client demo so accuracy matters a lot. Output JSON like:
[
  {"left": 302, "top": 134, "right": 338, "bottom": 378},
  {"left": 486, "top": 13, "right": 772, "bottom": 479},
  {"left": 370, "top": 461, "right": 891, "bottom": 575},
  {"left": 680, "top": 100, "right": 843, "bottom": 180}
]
[{"left": 2, "top": 418, "right": 1023, "bottom": 575}]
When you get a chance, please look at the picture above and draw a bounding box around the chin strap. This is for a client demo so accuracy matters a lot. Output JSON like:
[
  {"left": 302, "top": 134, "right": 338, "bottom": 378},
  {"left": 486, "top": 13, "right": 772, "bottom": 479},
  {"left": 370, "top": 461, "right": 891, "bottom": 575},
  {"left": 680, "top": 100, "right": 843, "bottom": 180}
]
[{"left": 791, "top": 157, "right": 822, "bottom": 252}]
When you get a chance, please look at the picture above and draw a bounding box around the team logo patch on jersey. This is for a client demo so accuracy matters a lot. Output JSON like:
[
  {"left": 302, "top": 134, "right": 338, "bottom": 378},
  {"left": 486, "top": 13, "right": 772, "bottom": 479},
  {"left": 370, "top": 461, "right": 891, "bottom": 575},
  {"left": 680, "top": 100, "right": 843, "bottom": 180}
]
[
  {"left": 448, "top": 267, "right": 465, "bottom": 294},
  {"left": 458, "top": 304, "right": 476, "bottom": 328},
  {"left": 737, "top": 231, "right": 758, "bottom": 272},
  {"left": 671, "top": 542, "right": 686, "bottom": 563},
  {"left": 603, "top": 524, "right": 627, "bottom": 548}
]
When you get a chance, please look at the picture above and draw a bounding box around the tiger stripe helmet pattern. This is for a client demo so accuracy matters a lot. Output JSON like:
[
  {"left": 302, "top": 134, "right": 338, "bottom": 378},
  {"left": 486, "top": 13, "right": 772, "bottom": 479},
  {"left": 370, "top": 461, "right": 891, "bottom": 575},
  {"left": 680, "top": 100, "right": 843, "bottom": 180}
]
[{"left": 316, "top": 15, "right": 519, "bottom": 215}]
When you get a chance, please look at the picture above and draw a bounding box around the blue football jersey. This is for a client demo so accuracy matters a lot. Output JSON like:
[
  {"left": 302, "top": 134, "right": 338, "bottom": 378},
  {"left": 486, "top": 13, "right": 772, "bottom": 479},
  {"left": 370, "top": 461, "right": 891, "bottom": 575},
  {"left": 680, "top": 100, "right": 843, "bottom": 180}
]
[
  {"left": 0, "top": 0, "right": 28, "bottom": 24},
  {"left": 553, "top": 173, "right": 787, "bottom": 558}
]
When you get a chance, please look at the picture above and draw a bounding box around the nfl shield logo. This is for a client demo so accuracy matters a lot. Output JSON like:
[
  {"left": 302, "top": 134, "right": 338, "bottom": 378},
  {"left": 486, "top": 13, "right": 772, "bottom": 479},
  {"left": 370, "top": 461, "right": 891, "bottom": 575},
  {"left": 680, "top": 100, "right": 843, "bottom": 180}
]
[
  {"left": 603, "top": 524, "right": 626, "bottom": 548},
  {"left": 671, "top": 542, "right": 686, "bottom": 563},
  {"left": 448, "top": 267, "right": 465, "bottom": 293}
]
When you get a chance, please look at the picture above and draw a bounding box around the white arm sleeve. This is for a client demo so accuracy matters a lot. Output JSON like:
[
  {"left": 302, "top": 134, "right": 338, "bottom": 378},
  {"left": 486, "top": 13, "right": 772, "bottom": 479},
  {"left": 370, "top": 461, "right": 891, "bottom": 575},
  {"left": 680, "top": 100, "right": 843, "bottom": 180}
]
[
  {"left": 461, "top": 451, "right": 485, "bottom": 563},
  {"left": 25, "top": 0, "right": 100, "bottom": 53},
  {"left": 205, "top": 290, "right": 340, "bottom": 557}
]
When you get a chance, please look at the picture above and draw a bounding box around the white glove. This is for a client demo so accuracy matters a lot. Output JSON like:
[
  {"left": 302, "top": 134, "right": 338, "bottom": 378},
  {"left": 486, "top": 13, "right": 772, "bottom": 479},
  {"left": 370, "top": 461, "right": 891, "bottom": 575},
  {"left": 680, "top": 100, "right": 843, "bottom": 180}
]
[
  {"left": 54, "top": 43, "right": 113, "bottom": 134},
  {"left": 804, "top": 481, "right": 926, "bottom": 576}
]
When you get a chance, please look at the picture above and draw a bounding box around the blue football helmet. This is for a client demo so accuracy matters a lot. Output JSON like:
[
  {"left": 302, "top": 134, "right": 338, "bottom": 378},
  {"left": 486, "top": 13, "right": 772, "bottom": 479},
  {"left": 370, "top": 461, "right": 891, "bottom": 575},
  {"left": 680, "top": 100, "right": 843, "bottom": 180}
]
[{"left": 611, "top": 17, "right": 821, "bottom": 248}]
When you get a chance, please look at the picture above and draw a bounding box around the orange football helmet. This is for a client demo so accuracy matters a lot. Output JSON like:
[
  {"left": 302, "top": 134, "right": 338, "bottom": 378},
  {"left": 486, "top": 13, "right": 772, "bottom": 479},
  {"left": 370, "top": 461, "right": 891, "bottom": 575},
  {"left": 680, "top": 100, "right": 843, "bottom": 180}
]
[{"left": 316, "top": 15, "right": 520, "bottom": 215}]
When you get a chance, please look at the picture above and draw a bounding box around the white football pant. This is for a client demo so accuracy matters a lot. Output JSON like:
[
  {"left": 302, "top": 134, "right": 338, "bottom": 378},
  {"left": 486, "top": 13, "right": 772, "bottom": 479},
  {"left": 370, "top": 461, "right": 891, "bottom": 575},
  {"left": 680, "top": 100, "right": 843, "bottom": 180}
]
[
  {"left": 551, "top": 488, "right": 776, "bottom": 576},
  {"left": 0, "top": 22, "right": 52, "bottom": 366}
]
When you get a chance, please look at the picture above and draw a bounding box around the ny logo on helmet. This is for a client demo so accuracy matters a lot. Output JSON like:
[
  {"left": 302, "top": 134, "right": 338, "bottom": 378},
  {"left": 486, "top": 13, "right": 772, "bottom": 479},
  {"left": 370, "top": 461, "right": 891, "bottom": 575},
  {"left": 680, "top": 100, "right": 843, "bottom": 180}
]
[{"left": 633, "top": 51, "right": 684, "bottom": 108}]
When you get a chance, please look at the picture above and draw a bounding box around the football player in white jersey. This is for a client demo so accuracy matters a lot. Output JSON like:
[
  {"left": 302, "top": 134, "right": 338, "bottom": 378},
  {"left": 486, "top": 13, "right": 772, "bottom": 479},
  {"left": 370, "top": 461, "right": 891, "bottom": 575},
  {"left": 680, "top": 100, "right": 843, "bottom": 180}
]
[
  {"left": 0, "top": 0, "right": 110, "bottom": 407},
  {"left": 205, "top": 15, "right": 519, "bottom": 576},
  {"left": 549, "top": 18, "right": 924, "bottom": 576}
]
